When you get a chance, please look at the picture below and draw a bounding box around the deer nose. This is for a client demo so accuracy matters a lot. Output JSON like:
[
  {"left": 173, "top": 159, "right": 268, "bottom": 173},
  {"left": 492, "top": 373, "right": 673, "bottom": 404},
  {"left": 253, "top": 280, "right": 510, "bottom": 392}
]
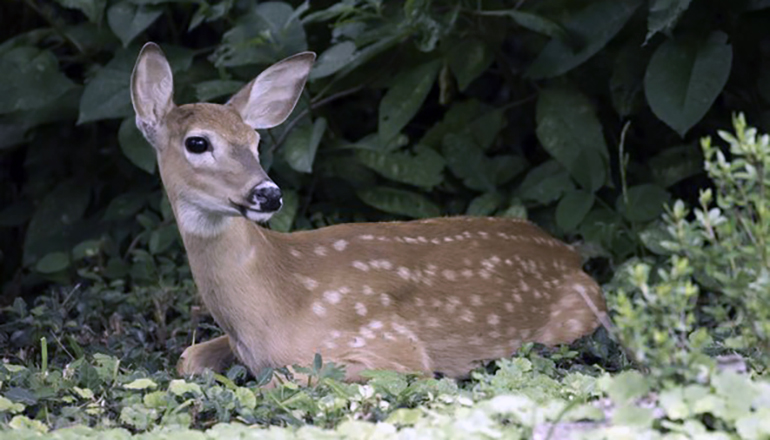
[{"left": 249, "top": 182, "right": 282, "bottom": 212}]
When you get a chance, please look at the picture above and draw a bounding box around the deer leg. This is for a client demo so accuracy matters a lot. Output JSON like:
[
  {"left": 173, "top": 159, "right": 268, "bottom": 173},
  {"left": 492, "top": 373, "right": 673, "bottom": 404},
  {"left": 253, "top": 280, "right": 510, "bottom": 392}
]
[{"left": 177, "top": 335, "right": 235, "bottom": 376}]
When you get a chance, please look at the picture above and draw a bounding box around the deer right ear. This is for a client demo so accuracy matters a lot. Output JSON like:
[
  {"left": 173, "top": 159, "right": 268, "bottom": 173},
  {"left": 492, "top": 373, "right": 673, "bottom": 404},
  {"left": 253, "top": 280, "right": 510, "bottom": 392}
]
[{"left": 130, "top": 42, "right": 175, "bottom": 146}]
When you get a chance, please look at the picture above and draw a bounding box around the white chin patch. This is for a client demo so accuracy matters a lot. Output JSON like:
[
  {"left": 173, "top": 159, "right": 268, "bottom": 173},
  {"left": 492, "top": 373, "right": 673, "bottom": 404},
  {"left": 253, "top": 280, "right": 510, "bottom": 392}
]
[{"left": 243, "top": 209, "right": 275, "bottom": 223}]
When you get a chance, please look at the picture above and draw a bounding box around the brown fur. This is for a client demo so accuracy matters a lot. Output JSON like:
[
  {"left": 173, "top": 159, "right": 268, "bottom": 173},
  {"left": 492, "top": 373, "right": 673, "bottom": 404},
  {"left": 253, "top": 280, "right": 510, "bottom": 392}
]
[{"left": 130, "top": 43, "right": 608, "bottom": 383}]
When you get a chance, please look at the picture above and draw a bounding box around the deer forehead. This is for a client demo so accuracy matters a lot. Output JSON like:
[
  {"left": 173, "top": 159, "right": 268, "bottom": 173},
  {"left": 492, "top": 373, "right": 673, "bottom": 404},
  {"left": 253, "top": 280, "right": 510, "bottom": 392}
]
[{"left": 166, "top": 103, "right": 258, "bottom": 147}]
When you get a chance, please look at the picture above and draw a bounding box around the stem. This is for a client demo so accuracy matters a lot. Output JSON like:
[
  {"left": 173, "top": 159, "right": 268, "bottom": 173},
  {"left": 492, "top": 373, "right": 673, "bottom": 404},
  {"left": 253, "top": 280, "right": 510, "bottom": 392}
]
[{"left": 40, "top": 336, "right": 48, "bottom": 373}]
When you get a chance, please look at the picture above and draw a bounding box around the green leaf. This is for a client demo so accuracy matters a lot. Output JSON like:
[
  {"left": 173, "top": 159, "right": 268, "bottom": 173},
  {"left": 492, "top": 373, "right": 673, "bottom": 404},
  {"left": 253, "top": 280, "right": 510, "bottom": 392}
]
[
  {"left": 356, "top": 144, "right": 445, "bottom": 189},
  {"left": 646, "top": 0, "right": 692, "bottom": 42},
  {"left": 605, "top": 370, "right": 651, "bottom": 403},
  {"left": 24, "top": 180, "right": 91, "bottom": 265},
  {"left": 35, "top": 252, "right": 71, "bottom": 274},
  {"left": 310, "top": 41, "right": 357, "bottom": 80},
  {"left": 54, "top": 0, "right": 107, "bottom": 23},
  {"left": 0, "top": 396, "right": 25, "bottom": 414},
  {"left": 442, "top": 133, "right": 494, "bottom": 191},
  {"left": 235, "top": 387, "right": 257, "bottom": 410},
  {"left": 107, "top": 2, "right": 162, "bottom": 47},
  {"left": 556, "top": 190, "right": 595, "bottom": 231},
  {"left": 194, "top": 80, "right": 244, "bottom": 102},
  {"left": 536, "top": 86, "right": 608, "bottom": 191},
  {"left": 447, "top": 38, "right": 494, "bottom": 91},
  {"left": 168, "top": 380, "right": 203, "bottom": 396},
  {"left": 379, "top": 60, "right": 441, "bottom": 145},
  {"left": 119, "top": 117, "right": 156, "bottom": 174},
  {"left": 214, "top": 2, "right": 307, "bottom": 67},
  {"left": 123, "top": 378, "right": 158, "bottom": 390},
  {"left": 648, "top": 144, "right": 703, "bottom": 188},
  {"left": 516, "top": 160, "right": 575, "bottom": 205},
  {"left": 268, "top": 190, "right": 299, "bottom": 232},
  {"left": 466, "top": 192, "right": 503, "bottom": 216},
  {"left": 617, "top": 184, "right": 671, "bottom": 223},
  {"left": 103, "top": 191, "right": 147, "bottom": 221},
  {"left": 149, "top": 224, "right": 178, "bottom": 255},
  {"left": 283, "top": 117, "right": 326, "bottom": 173},
  {"left": 358, "top": 187, "right": 440, "bottom": 219},
  {"left": 526, "top": 0, "right": 641, "bottom": 79},
  {"left": 476, "top": 10, "right": 566, "bottom": 39},
  {"left": 610, "top": 42, "right": 649, "bottom": 117},
  {"left": 644, "top": 31, "right": 732, "bottom": 136},
  {"left": 78, "top": 48, "right": 136, "bottom": 124},
  {"left": 0, "top": 47, "right": 76, "bottom": 114}
]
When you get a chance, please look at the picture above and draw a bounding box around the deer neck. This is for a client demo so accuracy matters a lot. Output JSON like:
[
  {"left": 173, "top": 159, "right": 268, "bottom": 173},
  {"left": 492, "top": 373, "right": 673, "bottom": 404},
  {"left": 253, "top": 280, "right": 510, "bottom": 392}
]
[{"left": 170, "top": 197, "right": 297, "bottom": 348}]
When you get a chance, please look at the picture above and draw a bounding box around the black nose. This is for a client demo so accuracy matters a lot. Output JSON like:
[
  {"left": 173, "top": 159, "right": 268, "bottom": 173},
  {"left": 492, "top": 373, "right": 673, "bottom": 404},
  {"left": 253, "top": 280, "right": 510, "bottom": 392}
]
[{"left": 249, "top": 183, "right": 282, "bottom": 212}]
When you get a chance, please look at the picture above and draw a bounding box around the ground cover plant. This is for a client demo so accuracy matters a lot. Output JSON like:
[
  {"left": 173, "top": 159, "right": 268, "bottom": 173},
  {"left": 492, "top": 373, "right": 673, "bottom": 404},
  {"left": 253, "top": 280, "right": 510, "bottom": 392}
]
[{"left": 1, "top": 0, "right": 770, "bottom": 438}]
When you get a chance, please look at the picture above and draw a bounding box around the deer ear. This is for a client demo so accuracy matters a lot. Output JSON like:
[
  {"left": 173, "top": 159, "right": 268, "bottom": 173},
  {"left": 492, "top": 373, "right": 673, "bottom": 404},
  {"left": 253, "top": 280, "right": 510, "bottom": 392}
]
[
  {"left": 130, "top": 42, "right": 175, "bottom": 145},
  {"left": 227, "top": 52, "right": 316, "bottom": 130}
]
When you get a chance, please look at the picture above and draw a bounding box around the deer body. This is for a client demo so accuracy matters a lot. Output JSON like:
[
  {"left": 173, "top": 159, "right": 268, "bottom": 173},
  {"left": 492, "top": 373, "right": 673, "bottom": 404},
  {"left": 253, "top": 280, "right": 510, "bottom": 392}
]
[{"left": 130, "top": 43, "right": 607, "bottom": 382}]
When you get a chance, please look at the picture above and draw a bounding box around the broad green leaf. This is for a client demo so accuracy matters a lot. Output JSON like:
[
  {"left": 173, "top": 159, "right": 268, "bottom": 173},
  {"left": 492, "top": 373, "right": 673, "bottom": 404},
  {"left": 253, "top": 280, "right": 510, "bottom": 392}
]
[
  {"left": 0, "top": 47, "right": 76, "bottom": 114},
  {"left": 536, "top": 86, "right": 608, "bottom": 191},
  {"left": 123, "top": 378, "right": 157, "bottom": 390},
  {"left": 107, "top": 2, "right": 163, "bottom": 47},
  {"left": 214, "top": 2, "right": 307, "bottom": 67},
  {"left": 24, "top": 180, "right": 91, "bottom": 265},
  {"left": 556, "top": 190, "right": 595, "bottom": 231},
  {"left": 616, "top": 184, "right": 671, "bottom": 223},
  {"left": 0, "top": 396, "right": 25, "bottom": 414},
  {"left": 447, "top": 38, "right": 494, "bottom": 91},
  {"left": 55, "top": 0, "right": 107, "bottom": 23},
  {"left": 0, "top": 87, "right": 81, "bottom": 149},
  {"left": 149, "top": 224, "right": 178, "bottom": 255},
  {"left": 358, "top": 187, "right": 440, "bottom": 219},
  {"left": 189, "top": 0, "right": 233, "bottom": 31},
  {"left": 194, "top": 80, "right": 244, "bottom": 102},
  {"left": 604, "top": 370, "right": 651, "bottom": 403},
  {"left": 516, "top": 160, "right": 575, "bottom": 205},
  {"left": 475, "top": 10, "right": 566, "bottom": 39},
  {"left": 283, "top": 118, "right": 326, "bottom": 173},
  {"left": 269, "top": 190, "right": 299, "bottom": 232},
  {"left": 468, "top": 108, "right": 506, "bottom": 151},
  {"left": 356, "top": 144, "right": 445, "bottom": 189},
  {"left": 648, "top": 144, "right": 703, "bottom": 188},
  {"left": 442, "top": 133, "right": 494, "bottom": 191},
  {"left": 78, "top": 48, "right": 136, "bottom": 124},
  {"left": 646, "top": 0, "right": 692, "bottom": 42},
  {"left": 644, "top": 31, "right": 732, "bottom": 136},
  {"left": 118, "top": 117, "right": 156, "bottom": 174},
  {"left": 379, "top": 60, "right": 441, "bottom": 145},
  {"left": 35, "top": 252, "right": 71, "bottom": 274},
  {"left": 466, "top": 192, "right": 503, "bottom": 216},
  {"left": 168, "top": 380, "right": 203, "bottom": 396},
  {"left": 526, "top": 0, "right": 641, "bottom": 79},
  {"left": 103, "top": 191, "right": 147, "bottom": 221},
  {"left": 310, "top": 41, "right": 357, "bottom": 80},
  {"left": 235, "top": 387, "right": 257, "bottom": 410}
]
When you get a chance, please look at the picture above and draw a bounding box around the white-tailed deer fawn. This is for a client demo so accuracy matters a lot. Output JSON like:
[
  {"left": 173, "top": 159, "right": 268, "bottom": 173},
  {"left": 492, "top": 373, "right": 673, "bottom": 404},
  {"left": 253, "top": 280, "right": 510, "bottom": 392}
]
[{"left": 130, "top": 42, "right": 607, "bottom": 382}]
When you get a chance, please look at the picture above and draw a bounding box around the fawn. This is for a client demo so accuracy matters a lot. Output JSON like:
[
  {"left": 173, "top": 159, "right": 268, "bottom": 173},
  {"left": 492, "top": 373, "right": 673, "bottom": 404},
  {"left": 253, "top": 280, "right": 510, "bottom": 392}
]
[{"left": 130, "top": 42, "right": 608, "bottom": 382}]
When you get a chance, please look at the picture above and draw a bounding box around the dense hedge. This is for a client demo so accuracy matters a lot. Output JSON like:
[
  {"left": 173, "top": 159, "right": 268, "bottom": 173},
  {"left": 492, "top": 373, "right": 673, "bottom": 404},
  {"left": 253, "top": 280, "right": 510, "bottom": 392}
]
[{"left": 1, "top": 0, "right": 769, "bottom": 297}]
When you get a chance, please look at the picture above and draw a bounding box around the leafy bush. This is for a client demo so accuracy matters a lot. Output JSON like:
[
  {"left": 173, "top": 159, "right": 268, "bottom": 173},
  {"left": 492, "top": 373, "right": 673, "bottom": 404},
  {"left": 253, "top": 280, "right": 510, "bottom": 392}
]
[
  {"left": 611, "top": 114, "right": 770, "bottom": 378},
  {"left": 3, "top": 1, "right": 770, "bottom": 295}
]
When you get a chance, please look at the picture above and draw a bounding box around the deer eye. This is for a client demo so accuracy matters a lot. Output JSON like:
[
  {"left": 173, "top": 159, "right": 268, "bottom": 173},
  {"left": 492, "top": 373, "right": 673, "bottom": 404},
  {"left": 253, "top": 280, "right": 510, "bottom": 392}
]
[{"left": 185, "top": 136, "right": 210, "bottom": 154}]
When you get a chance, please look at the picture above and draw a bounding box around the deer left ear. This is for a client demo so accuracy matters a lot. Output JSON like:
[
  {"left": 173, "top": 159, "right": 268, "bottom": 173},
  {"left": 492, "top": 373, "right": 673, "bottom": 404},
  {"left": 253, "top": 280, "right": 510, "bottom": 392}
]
[
  {"left": 226, "top": 52, "right": 316, "bottom": 130},
  {"left": 130, "top": 42, "right": 175, "bottom": 146}
]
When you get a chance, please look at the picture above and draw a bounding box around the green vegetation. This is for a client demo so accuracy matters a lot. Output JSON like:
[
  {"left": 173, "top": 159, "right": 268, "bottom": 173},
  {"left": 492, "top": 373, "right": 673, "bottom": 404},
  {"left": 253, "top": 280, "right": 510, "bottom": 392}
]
[{"left": 2, "top": 0, "right": 770, "bottom": 438}]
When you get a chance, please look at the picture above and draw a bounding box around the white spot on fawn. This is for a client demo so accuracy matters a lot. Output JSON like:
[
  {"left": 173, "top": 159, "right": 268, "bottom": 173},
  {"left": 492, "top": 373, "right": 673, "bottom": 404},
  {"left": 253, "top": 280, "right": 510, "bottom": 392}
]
[
  {"left": 330, "top": 330, "right": 341, "bottom": 339},
  {"left": 369, "top": 321, "right": 383, "bottom": 329},
  {"left": 349, "top": 337, "right": 366, "bottom": 348},
  {"left": 470, "top": 295, "right": 483, "bottom": 306},
  {"left": 333, "top": 240, "right": 348, "bottom": 251},
  {"left": 359, "top": 234, "right": 374, "bottom": 241},
  {"left": 505, "top": 303, "right": 514, "bottom": 312},
  {"left": 352, "top": 261, "right": 369, "bottom": 271},
  {"left": 460, "top": 310, "right": 475, "bottom": 323},
  {"left": 362, "top": 285, "right": 374, "bottom": 295},
  {"left": 355, "top": 302, "right": 368, "bottom": 316},
  {"left": 324, "top": 290, "right": 341, "bottom": 304},
  {"left": 461, "top": 269, "right": 474, "bottom": 278},
  {"left": 380, "top": 294, "right": 392, "bottom": 307},
  {"left": 289, "top": 249, "right": 302, "bottom": 258},
  {"left": 426, "top": 317, "right": 441, "bottom": 327},
  {"left": 487, "top": 314, "right": 500, "bottom": 325},
  {"left": 297, "top": 276, "right": 319, "bottom": 291},
  {"left": 397, "top": 267, "right": 411, "bottom": 280},
  {"left": 360, "top": 327, "right": 375, "bottom": 339},
  {"left": 314, "top": 246, "right": 328, "bottom": 256},
  {"left": 442, "top": 269, "right": 457, "bottom": 281},
  {"left": 312, "top": 302, "right": 326, "bottom": 316}
]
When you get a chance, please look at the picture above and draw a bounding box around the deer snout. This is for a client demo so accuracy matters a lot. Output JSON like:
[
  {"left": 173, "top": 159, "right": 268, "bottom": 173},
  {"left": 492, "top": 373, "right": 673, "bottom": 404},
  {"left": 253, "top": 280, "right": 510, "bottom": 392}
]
[{"left": 249, "top": 181, "right": 282, "bottom": 212}]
